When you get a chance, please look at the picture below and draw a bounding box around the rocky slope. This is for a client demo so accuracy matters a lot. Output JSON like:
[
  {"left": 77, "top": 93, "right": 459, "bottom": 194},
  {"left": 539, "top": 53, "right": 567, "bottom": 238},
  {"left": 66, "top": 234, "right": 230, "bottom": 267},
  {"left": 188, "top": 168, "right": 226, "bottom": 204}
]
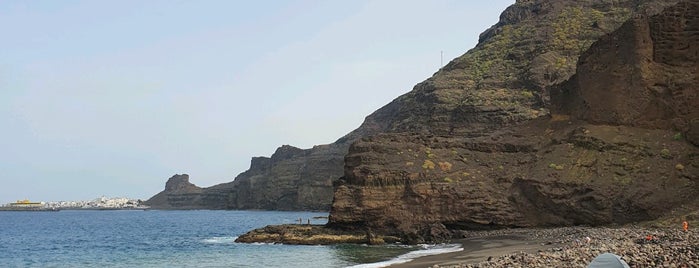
[{"left": 327, "top": 0, "right": 698, "bottom": 243}]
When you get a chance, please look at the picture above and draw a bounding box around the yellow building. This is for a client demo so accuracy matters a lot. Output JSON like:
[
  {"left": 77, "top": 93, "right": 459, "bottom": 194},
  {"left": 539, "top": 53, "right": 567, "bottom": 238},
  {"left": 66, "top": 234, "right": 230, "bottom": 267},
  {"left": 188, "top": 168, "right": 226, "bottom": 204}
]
[{"left": 9, "top": 199, "right": 44, "bottom": 208}]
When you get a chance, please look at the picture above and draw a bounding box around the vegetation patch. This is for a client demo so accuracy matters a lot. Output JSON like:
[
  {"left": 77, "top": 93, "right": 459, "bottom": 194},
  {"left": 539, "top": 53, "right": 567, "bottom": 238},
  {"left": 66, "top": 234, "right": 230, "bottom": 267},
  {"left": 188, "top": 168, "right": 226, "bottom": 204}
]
[
  {"left": 660, "top": 149, "right": 672, "bottom": 159},
  {"left": 549, "top": 163, "right": 565, "bottom": 170},
  {"left": 422, "top": 160, "right": 436, "bottom": 170},
  {"left": 675, "top": 164, "right": 685, "bottom": 171},
  {"left": 673, "top": 133, "right": 682, "bottom": 140}
]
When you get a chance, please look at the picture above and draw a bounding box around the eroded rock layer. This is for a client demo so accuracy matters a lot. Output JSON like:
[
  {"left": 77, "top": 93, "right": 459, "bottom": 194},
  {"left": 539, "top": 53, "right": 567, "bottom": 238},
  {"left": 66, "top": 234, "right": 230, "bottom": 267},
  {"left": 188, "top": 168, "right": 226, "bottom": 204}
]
[
  {"left": 145, "top": 144, "right": 346, "bottom": 210},
  {"left": 553, "top": 1, "right": 699, "bottom": 132},
  {"left": 329, "top": 122, "right": 698, "bottom": 243},
  {"left": 149, "top": 1, "right": 697, "bottom": 239},
  {"left": 328, "top": 0, "right": 698, "bottom": 243}
]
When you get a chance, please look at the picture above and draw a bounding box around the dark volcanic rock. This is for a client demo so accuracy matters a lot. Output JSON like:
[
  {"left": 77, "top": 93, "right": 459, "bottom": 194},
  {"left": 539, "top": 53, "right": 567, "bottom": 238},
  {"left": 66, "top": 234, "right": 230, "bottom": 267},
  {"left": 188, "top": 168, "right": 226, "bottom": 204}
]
[
  {"left": 326, "top": 0, "right": 698, "bottom": 243},
  {"left": 153, "top": 2, "right": 698, "bottom": 246},
  {"left": 344, "top": 0, "right": 681, "bottom": 140},
  {"left": 233, "top": 224, "right": 400, "bottom": 245},
  {"left": 553, "top": 0, "right": 699, "bottom": 131},
  {"left": 225, "top": 143, "right": 346, "bottom": 211},
  {"left": 329, "top": 122, "right": 699, "bottom": 244},
  {"left": 144, "top": 174, "right": 208, "bottom": 209},
  {"left": 146, "top": 144, "right": 346, "bottom": 211}
]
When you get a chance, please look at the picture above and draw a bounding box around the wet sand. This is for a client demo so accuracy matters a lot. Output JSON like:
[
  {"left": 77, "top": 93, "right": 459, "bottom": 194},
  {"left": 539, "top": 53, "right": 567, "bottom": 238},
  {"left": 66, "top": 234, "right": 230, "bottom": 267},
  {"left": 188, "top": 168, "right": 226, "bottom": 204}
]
[
  {"left": 391, "top": 227, "right": 698, "bottom": 268},
  {"left": 391, "top": 235, "right": 552, "bottom": 268}
]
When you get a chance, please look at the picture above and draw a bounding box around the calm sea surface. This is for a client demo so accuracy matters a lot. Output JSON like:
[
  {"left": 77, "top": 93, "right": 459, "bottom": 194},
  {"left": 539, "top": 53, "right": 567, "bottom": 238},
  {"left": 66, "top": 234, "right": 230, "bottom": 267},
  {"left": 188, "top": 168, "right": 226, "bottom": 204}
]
[{"left": 0, "top": 210, "right": 460, "bottom": 267}]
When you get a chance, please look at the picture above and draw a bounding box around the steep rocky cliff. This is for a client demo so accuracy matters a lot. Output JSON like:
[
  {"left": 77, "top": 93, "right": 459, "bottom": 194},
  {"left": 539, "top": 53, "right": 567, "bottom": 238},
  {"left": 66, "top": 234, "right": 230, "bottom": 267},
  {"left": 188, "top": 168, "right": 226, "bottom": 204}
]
[
  {"left": 144, "top": 174, "right": 209, "bottom": 209},
  {"left": 342, "top": 0, "right": 674, "bottom": 139},
  {"left": 146, "top": 143, "right": 346, "bottom": 210},
  {"left": 327, "top": 0, "right": 698, "bottom": 243},
  {"left": 553, "top": 0, "right": 699, "bottom": 133},
  {"left": 148, "top": 0, "right": 697, "bottom": 229},
  {"left": 224, "top": 143, "right": 346, "bottom": 210}
]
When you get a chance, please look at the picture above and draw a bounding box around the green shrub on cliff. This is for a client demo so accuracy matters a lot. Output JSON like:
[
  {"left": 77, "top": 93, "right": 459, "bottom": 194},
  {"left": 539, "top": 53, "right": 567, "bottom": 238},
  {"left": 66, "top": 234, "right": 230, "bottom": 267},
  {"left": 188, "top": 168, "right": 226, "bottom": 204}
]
[
  {"left": 675, "top": 163, "right": 684, "bottom": 170},
  {"left": 551, "top": 7, "right": 604, "bottom": 54},
  {"left": 660, "top": 149, "right": 671, "bottom": 159},
  {"left": 549, "top": 163, "right": 564, "bottom": 170},
  {"left": 422, "top": 160, "right": 436, "bottom": 170},
  {"left": 673, "top": 133, "right": 682, "bottom": 140}
]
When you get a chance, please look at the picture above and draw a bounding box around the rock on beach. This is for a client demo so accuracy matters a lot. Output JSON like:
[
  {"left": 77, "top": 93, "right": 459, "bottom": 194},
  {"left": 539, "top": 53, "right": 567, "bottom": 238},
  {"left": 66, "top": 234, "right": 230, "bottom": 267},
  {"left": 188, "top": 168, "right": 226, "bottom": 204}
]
[{"left": 440, "top": 227, "right": 698, "bottom": 268}]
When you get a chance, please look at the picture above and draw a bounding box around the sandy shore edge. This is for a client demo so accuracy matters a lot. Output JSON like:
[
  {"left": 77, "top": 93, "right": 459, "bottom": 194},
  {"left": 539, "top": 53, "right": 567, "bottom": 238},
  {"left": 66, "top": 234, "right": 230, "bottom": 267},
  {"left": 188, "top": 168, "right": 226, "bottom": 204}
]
[
  {"left": 390, "top": 227, "right": 697, "bottom": 268},
  {"left": 390, "top": 235, "right": 552, "bottom": 268}
]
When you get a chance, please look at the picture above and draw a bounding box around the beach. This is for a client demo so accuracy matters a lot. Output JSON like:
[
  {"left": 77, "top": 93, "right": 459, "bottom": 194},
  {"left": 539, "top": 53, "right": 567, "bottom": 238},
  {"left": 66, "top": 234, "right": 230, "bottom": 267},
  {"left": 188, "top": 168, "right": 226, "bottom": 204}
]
[{"left": 392, "top": 227, "right": 698, "bottom": 268}]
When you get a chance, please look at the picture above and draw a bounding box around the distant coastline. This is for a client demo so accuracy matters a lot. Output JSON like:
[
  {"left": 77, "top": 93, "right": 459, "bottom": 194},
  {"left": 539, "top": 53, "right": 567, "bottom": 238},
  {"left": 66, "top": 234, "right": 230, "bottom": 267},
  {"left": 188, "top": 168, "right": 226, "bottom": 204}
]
[
  {"left": 57, "top": 207, "right": 149, "bottom": 211},
  {"left": 0, "top": 206, "right": 60, "bottom": 212},
  {"left": 1, "top": 196, "right": 149, "bottom": 211}
]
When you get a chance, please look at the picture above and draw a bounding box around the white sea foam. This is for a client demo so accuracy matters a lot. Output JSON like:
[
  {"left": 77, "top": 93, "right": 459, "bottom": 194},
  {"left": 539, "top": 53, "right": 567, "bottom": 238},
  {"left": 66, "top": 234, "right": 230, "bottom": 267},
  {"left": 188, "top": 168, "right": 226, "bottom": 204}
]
[
  {"left": 347, "top": 244, "right": 463, "bottom": 268},
  {"left": 250, "top": 242, "right": 280, "bottom": 246},
  {"left": 201, "top": 236, "right": 238, "bottom": 244}
]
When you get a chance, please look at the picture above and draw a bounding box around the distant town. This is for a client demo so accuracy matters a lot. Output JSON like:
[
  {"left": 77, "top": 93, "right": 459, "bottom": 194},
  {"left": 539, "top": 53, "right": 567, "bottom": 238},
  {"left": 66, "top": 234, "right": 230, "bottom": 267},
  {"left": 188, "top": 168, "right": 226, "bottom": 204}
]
[{"left": 1, "top": 196, "right": 149, "bottom": 210}]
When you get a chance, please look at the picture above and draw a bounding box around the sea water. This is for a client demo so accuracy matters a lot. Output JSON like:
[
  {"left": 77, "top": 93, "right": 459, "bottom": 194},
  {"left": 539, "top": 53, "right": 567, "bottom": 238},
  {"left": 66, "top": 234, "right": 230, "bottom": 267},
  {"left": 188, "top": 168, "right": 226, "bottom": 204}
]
[{"left": 0, "top": 210, "right": 461, "bottom": 267}]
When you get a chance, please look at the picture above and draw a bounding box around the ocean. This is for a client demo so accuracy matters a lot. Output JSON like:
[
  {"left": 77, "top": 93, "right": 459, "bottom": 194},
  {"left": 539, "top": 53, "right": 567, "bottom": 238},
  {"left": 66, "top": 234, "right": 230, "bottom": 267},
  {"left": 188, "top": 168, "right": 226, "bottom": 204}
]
[{"left": 0, "top": 210, "right": 461, "bottom": 267}]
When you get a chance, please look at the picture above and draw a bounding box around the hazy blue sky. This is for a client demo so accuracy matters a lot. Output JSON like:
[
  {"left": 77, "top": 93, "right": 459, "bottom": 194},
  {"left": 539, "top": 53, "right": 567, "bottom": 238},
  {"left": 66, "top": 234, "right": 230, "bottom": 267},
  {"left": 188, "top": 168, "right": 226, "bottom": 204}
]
[{"left": 0, "top": 0, "right": 514, "bottom": 203}]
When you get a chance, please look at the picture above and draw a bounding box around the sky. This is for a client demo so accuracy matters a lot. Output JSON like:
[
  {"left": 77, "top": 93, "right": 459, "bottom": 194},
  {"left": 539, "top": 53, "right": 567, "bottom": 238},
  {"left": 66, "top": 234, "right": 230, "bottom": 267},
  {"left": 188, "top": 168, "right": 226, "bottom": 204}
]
[{"left": 0, "top": 0, "right": 514, "bottom": 203}]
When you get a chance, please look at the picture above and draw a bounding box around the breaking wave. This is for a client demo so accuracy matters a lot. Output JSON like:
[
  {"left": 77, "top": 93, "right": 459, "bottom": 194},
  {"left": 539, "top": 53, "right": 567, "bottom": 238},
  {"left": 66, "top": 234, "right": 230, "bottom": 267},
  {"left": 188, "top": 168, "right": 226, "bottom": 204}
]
[
  {"left": 347, "top": 244, "right": 463, "bottom": 268},
  {"left": 201, "top": 236, "right": 238, "bottom": 244}
]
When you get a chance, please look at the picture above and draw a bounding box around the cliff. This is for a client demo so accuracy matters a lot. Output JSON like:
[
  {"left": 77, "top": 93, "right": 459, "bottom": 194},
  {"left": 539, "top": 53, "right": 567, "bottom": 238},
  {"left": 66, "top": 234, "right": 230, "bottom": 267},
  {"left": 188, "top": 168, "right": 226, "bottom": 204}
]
[
  {"left": 149, "top": 0, "right": 697, "bottom": 237},
  {"left": 327, "top": 0, "right": 698, "bottom": 243},
  {"left": 144, "top": 174, "right": 209, "bottom": 209},
  {"left": 147, "top": 0, "right": 640, "bottom": 211},
  {"left": 553, "top": 1, "right": 699, "bottom": 133},
  {"left": 145, "top": 143, "right": 346, "bottom": 210},
  {"left": 224, "top": 144, "right": 346, "bottom": 210}
]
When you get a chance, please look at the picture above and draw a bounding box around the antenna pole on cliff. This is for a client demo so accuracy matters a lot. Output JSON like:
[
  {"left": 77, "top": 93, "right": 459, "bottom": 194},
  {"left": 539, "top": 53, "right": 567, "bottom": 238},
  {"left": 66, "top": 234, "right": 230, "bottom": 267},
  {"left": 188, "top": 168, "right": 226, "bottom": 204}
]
[{"left": 440, "top": 50, "right": 443, "bottom": 68}]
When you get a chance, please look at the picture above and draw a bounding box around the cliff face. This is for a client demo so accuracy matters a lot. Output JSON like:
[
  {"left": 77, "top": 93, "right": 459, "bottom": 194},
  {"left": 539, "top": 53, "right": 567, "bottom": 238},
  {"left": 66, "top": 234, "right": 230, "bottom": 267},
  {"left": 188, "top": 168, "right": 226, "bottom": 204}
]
[
  {"left": 553, "top": 1, "right": 699, "bottom": 133},
  {"left": 144, "top": 174, "right": 210, "bottom": 209},
  {"left": 328, "top": 0, "right": 698, "bottom": 243},
  {"left": 148, "top": 0, "right": 697, "bottom": 228},
  {"left": 225, "top": 144, "right": 346, "bottom": 210},
  {"left": 343, "top": 0, "right": 669, "bottom": 139},
  {"left": 145, "top": 143, "right": 346, "bottom": 210}
]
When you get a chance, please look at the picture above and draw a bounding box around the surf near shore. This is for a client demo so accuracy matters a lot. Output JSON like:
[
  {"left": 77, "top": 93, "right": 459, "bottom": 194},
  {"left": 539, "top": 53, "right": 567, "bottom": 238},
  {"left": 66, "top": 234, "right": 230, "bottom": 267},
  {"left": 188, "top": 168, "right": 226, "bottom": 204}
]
[{"left": 390, "top": 227, "right": 697, "bottom": 268}]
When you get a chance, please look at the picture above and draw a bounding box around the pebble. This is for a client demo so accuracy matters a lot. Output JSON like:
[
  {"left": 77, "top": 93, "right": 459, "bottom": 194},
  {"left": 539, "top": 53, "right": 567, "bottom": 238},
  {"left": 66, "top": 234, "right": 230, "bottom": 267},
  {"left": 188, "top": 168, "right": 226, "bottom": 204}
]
[{"left": 439, "top": 227, "right": 699, "bottom": 268}]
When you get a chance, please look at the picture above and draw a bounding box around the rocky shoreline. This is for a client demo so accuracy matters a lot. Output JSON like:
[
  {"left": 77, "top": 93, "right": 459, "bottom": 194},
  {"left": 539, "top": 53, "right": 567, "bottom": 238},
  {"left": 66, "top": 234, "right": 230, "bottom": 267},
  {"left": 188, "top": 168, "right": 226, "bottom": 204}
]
[
  {"left": 405, "top": 227, "right": 698, "bottom": 268},
  {"left": 235, "top": 223, "right": 698, "bottom": 267},
  {"left": 234, "top": 224, "right": 401, "bottom": 245}
]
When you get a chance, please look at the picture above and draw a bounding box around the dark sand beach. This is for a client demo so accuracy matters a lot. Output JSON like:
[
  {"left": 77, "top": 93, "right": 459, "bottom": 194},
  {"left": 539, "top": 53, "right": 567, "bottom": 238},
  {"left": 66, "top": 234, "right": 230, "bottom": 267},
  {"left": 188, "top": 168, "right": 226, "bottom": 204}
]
[
  {"left": 391, "top": 235, "right": 551, "bottom": 268},
  {"left": 392, "top": 227, "right": 698, "bottom": 268}
]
